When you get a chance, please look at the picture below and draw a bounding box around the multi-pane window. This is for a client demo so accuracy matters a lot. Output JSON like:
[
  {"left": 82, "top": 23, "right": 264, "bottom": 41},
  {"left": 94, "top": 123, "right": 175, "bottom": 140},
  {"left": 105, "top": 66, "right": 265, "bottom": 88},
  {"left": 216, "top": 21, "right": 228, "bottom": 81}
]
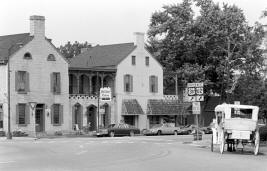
[
  {"left": 16, "top": 71, "right": 29, "bottom": 93},
  {"left": 132, "top": 56, "right": 136, "bottom": 65},
  {"left": 18, "top": 104, "right": 26, "bottom": 124},
  {"left": 47, "top": 54, "right": 56, "bottom": 61},
  {"left": 145, "top": 57, "right": 149, "bottom": 66},
  {"left": 149, "top": 75, "right": 158, "bottom": 93},
  {"left": 23, "top": 52, "right": 32, "bottom": 59},
  {"left": 0, "top": 104, "right": 3, "bottom": 128},
  {"left": 51, "top": 72, "right": 61, "bottom": 94},
  {"left": 51, "top": 104, "right": 63, "bottom": 125},
  {"left": 124, "top": 74, "right": 133, "bottom": 92}
]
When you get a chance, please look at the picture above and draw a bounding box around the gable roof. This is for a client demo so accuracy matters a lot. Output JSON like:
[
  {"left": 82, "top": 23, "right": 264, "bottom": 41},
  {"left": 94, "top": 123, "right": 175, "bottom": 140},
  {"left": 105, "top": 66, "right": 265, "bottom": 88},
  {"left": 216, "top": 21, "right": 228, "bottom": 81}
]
[
  {"left": 0, "top": 33, "right": 33, "bottom": 62},
  {"left": 69, "top": 43, "right": 136, "bottom": 70}
]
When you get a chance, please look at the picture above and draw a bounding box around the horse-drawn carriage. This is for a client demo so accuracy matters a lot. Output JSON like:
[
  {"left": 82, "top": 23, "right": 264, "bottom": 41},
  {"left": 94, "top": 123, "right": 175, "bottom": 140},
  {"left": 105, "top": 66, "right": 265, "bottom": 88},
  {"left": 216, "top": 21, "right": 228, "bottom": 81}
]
[{"left": 211, "top": 104, "right": 260, "bottom": 155}]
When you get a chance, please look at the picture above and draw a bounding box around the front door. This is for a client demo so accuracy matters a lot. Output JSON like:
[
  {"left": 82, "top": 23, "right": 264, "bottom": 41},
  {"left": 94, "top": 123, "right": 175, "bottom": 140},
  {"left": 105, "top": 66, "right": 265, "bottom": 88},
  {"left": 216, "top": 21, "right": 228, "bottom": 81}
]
[{"left": 35, "top": 104, "right": 44, "bottom": 132}]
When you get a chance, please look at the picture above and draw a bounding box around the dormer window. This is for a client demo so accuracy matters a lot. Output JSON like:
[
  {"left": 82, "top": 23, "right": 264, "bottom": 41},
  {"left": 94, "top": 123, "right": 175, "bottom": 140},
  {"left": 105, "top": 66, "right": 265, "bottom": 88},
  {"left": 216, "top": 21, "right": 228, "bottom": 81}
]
[
  {"left": 47, "top": 54, "right": 56, "bottom": 61},
  {"left": 23, "top": 52, "right": 32, "bottom": 59}
]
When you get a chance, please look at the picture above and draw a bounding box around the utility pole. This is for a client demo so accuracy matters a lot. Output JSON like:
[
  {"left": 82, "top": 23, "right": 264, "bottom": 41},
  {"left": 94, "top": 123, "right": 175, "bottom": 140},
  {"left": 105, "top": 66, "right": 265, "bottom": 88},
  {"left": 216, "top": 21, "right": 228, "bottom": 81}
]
[
  {"left": 7, "top": 47, "right": 12, "bottom": 139},
  {"left": 97, "top": 72, "right": 100, "bottom": 134}
]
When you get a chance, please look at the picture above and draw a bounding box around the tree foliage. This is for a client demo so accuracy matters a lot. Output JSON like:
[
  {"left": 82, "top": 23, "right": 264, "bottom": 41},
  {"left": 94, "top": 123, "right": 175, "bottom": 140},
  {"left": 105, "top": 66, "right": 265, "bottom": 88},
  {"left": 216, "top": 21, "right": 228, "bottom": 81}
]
[
  {"left": 58, "top": 41, "right": 92, "bottom": 60},
  {"left": 147, "top": 0, "right": 265, "bottom": 100}
]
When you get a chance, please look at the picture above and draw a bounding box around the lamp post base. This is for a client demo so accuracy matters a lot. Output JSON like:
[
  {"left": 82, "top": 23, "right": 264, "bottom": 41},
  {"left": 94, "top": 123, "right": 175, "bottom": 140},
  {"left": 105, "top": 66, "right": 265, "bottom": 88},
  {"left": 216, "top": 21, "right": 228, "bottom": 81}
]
[{"left": 6, "top": 132, "right": 12, "bottom": 139}]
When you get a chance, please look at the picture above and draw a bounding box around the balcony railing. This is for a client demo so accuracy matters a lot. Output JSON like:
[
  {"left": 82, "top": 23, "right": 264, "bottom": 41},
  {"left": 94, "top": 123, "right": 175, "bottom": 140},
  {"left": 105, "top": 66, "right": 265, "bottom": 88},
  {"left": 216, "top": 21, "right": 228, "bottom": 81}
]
[
  {"left": 69, "top": 94, "right": 98, "bottom": 100},
  {"left": 163, "top": 95, "right": 179, "bottom": 100}
]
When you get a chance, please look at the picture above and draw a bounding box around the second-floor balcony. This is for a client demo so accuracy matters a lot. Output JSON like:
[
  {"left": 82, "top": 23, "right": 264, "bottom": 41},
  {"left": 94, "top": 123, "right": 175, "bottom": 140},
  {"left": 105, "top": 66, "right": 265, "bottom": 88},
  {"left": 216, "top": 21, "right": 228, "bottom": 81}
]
[{"left": 69, "top": 71, "right": 115, "bottom": 97}]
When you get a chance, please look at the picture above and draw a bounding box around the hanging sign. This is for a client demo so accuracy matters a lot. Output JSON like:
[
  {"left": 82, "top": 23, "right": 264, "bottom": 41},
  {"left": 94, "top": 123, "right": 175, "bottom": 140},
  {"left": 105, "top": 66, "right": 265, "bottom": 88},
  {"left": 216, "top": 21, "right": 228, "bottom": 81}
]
[{"left": 100, "top": 87, "right": 112, "bottom": 101}]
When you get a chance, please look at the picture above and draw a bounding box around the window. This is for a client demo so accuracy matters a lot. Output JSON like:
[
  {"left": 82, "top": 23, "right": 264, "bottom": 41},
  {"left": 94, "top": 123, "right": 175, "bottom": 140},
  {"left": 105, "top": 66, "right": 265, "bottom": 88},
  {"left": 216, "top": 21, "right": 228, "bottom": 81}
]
[
  {"left": 47, "top": 54, "right": 56, "bottom": 61},
  {"left": 132, "top": 56, "right": 136, "bottom": 65},
  {"left": 51, "top": 104, "right": 63, "bottom": 125},
  {"left": 51, "top": 72, "right": 61, "bottom": 94},
  {"left": 149, "top": 75, "right": 158, "bottom": 93},
  {"left": 0, "top": 104, "right": 3, "bottom": 128},
  {"left": 145, "top": 57, "right": 149, "bottom": 66},
  {"left": 15, "top": 71, "right": 29, "bottom": 93},
  {"left": 15, "top": 103, "right": 30, "bottom": 125},
  {"left": 124, "top": 74, "right": 133, "bottom": 92},
  {"left": 23, "top": 52, "right": 32, "bottom": 59},
  {"left": 53, "top": 104, "right": 60, "bottom": 124}
]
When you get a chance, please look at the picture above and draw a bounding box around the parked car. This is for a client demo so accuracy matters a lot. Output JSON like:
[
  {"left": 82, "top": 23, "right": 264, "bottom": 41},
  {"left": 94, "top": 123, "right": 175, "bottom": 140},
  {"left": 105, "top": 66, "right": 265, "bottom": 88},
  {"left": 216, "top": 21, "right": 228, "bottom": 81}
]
[
  {"left": 178, "top": 125, "right": 196, "bottom": 135},
  {"left": 259, "top": 124, "right": 267, "bottom": 141},
  {"left": 98, "top": 123, "right": 140, "bottom": 137},
  {"left": 178, "top": 124, "right": 206, "bottom": 135},
  {"left": 200, "top": 126, "right": 212, "bottom": 134},
  {"left": 143, "top": 123, "right": 180, "bottom": 136}
]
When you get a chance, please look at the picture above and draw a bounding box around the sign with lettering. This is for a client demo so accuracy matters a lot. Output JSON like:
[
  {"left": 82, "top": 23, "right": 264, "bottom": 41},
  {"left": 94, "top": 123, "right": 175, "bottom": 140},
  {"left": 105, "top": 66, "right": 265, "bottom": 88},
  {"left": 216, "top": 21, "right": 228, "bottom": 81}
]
[
  {"left": 192, "top": 102, "right": 201, "bottom": 114},
  {"left": 186, "top": 82, "right": 204, "bottom": 101},
  {"left": 100, "top": 87, "right": 112, "bottom": 101}
]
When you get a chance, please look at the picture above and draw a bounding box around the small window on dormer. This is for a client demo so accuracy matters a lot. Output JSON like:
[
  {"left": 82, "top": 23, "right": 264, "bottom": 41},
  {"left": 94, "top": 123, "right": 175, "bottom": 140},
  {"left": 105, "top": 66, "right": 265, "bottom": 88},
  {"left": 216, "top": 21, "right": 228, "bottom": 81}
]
[
  {"left": 47, "top": 54, "right": 56, "bottom": 61},
  {"left": 23, "top": 52, "right": 32, "bottom": 59}
]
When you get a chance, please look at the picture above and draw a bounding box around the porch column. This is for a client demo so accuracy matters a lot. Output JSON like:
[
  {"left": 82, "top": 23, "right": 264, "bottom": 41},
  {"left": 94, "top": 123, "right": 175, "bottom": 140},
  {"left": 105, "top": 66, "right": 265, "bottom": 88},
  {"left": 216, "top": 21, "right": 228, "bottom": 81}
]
[
  {"left": 88, "top": 74, "right": 92, "bottom": 96},
  {"left": 76, "top": 73, "right": 80, "bottom": 94},
  {"left": 100, "top": 73, "right": 104, "bottom": 88}
]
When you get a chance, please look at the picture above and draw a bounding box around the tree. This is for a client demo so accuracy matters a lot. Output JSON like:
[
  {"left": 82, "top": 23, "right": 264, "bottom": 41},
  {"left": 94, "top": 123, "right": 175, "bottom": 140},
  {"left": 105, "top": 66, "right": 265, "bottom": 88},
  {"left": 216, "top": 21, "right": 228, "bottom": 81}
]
[
  {"left": 58, "top": 41, "right": 92, "bottom": 60},
  {"left": 147, "top": 0, "right": 265, "bottom": 100}
]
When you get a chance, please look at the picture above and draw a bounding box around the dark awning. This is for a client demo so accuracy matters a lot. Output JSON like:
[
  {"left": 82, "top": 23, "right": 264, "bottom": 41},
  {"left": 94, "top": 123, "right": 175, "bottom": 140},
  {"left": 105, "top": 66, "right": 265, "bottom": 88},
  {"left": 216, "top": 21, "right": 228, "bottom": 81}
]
[
  {"left": 147, "top": 99, "right": 191, "bottom": 115},
  {"left": 122, "top": 99, "right": 144, "bottom": 115}
]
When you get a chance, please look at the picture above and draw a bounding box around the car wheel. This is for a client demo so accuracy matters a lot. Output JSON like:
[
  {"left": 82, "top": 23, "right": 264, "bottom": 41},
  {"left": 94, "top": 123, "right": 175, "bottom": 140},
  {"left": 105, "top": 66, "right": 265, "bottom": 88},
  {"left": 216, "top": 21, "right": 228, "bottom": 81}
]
[
  {"left": 174, "top": 131, "right": 178, "bottom": 135},
  {"left": 130, "top": 131, "right": 134, "bottom": 137},
  {"left": 109, "top": 131, "right": 115, "bottom": 137},
  {"left": 157, "top": 130, "right": 161, "bottom": 135}
]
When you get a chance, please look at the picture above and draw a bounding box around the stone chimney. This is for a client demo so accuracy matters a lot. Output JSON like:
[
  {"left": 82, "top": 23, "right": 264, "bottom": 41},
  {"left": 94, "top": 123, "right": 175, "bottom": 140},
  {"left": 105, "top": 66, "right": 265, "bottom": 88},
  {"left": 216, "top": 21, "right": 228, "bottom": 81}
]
[
  {"left": 134, "top": 32, "right": 145, "bottom": 49},
  {"left": 30, "top": 15, "right": 45, "bottom": 38}
]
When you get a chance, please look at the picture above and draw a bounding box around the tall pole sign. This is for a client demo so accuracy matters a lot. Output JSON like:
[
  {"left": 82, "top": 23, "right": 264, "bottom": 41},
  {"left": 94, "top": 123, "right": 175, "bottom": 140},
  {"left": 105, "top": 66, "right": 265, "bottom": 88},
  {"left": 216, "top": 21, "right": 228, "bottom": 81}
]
[{"left": 187, "top": 82, "right": 204, "bottom": 141}]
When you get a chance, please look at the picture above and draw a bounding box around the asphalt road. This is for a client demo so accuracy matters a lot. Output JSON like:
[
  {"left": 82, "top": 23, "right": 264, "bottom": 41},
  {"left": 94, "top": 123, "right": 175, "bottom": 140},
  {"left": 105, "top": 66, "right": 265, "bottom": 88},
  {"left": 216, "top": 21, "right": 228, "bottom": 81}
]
[{"left": 0, "top": 135, "right": 266, "bottom": 171}]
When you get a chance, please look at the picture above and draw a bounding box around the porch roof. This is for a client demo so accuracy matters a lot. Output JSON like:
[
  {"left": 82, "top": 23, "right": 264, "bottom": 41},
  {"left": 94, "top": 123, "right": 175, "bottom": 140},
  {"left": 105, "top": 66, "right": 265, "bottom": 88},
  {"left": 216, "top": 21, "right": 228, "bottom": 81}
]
[
  {"left": 122, "top": 99, "right": 144, "bottom": 115},
  {"left": 147, "top": 99, "right": 191, "bottom": 115}
]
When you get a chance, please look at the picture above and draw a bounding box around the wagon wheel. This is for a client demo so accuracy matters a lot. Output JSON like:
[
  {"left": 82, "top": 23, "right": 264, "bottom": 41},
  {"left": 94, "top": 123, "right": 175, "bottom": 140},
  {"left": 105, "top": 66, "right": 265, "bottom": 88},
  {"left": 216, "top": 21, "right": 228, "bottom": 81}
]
[
  {"left": 254, "top": 131, "right": 260, "bottom": 155},
  {"left": 220, "top": 131, "right": 225, "bottom": 154},
  {"left": 211, "top": 134, "right": 214, "bottom": 152}
]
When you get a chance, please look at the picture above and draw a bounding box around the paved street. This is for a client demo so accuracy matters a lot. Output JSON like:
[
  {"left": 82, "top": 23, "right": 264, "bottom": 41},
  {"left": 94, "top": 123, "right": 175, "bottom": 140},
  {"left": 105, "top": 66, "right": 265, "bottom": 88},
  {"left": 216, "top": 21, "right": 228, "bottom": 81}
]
[{"left": 0, "top": 135, "right": 266, "bottom": 171}]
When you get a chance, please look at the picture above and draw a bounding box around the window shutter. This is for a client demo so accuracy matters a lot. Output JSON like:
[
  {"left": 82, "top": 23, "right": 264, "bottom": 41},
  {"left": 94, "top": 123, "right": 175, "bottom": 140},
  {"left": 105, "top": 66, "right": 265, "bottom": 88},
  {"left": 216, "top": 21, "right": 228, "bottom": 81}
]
[
  {"left": 25, "top": 104, "right": 30, "bottom": 124},
  {"left": 16, "top": 104, "right": 19, "bottom": 124},
  {"left": 123, "top": 75, "right": 126, "bottom": 92},
  {"left": 59, "top": 104, "right": 63, "bottom": 125},
  {"left": 57, "top": 73, "right": 61, "bottom": 93},
  {"left": 51, "top": 104, "right": 54, "bottom": 124},
  {"left": 72, "top": 106, "right": 75, "bottom": 128},
  {"left": 50, "top": 73, "right": 54, "bottom": 93},
  {"left": 26, "top": 72, "right": 30, "bottom": 92},
  {"left": 15, "top": 71, "right": 19, "bottom": 91},
  {"left": 149, "top": 76, "right": 152, "bottom": 92},
  {"left": 130, "top": 75, "right": 133, "bottom": 92},
  {"left": 155, "top": 76, "right": 158, "bottom": 93},
  {"left": 80, "top": 106, "right": 83, "bottom": 128}
]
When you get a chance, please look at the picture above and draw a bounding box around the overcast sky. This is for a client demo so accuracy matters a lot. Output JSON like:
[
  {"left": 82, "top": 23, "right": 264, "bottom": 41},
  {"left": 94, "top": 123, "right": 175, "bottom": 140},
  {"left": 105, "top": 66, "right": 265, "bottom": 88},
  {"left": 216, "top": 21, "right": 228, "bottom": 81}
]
[{"left": 1, "top": 0, "right": 267, "bottom": 47}]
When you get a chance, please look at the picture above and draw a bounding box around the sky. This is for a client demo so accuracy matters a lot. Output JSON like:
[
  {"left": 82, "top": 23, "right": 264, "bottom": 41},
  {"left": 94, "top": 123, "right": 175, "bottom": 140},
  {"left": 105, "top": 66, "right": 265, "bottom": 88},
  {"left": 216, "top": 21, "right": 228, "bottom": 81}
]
[{"left": 1, "top": 0, "right": 267, "bottom": 47}]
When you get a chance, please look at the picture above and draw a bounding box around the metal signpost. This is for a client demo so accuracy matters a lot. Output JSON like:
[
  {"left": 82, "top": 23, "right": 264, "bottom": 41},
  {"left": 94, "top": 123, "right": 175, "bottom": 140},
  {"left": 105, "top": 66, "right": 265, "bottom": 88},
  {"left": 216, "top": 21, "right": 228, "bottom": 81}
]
[{"left": 187, "top": 82, "right": 204, "bottom": 141}]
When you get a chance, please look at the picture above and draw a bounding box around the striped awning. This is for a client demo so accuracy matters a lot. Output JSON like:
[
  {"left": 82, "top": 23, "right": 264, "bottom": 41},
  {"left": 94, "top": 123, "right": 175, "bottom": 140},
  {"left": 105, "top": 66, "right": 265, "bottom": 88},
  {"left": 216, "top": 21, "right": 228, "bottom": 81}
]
[
  {"left": 147, "top": 99, "right": 191, "bottom": 115},
  {"left": 122, "top": 99, "right": 144, "bottom": 115}
]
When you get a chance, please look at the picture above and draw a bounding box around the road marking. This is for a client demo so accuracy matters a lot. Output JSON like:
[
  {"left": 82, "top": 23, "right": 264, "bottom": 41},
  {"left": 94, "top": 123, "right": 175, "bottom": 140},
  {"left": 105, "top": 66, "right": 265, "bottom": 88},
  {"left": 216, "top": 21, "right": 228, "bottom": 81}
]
[
  {"left": 79, "top": 145, "right": 84, "bottom": 148},
  {"left": 48, "top": 141, "right": 55, "bottom": 144},
  {"left": 76, "top": 150, "right": 87, "bottom": 155},
  {"left": 0, "top": 161, "right": 15, "bottom": 164}
]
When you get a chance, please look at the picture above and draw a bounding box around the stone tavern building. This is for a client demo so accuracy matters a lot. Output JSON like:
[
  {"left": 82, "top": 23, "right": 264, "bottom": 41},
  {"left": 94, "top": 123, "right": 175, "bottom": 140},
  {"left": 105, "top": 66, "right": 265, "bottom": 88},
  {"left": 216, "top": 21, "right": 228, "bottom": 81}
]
[{"left": 0, "top": 16, "right": 188, "bottom": 136}]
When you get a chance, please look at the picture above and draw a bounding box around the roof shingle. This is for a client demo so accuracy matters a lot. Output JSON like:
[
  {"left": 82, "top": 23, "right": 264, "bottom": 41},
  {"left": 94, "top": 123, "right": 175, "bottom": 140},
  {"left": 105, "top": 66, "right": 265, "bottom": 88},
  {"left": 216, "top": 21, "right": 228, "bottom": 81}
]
[
  {"left": 0, "top": 33, "right": 33, "bottom": 61},
  {"left": 69, "top": 43, "right": 136, "bottom": 70}
]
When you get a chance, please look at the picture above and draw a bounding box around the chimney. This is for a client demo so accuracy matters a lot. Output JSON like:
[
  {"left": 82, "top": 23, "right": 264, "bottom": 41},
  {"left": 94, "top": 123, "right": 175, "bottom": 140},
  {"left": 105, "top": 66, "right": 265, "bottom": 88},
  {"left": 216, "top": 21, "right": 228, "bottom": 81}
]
[
  {"left": 30, "top": 15, "right": 45, "bottom": 38},
  {"left": 134, "top": 32, "right": 145, "bottom": 49}
]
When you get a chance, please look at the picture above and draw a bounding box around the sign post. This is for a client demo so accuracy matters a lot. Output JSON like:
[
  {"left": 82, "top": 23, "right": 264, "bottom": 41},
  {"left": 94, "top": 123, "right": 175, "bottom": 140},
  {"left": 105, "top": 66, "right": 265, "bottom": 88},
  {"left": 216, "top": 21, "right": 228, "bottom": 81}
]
[{"left": 187, "top": 82, "right": 204, "bottom": 141}]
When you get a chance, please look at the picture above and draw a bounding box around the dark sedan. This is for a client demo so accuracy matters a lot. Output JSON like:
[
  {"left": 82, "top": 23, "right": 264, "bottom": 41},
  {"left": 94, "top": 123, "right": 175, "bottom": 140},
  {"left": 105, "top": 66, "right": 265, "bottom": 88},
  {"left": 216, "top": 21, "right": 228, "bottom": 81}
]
[{"left": 98, "top": 123, "right": 140, "bottom": 137}]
